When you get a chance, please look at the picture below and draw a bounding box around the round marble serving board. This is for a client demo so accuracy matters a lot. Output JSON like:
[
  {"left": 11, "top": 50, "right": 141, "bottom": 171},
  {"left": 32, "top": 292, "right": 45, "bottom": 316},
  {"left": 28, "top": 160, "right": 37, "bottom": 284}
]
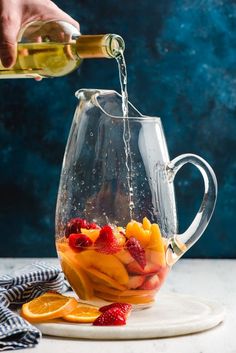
[{"left": 35, "top": 291, "right": 225, "bottom": 340}]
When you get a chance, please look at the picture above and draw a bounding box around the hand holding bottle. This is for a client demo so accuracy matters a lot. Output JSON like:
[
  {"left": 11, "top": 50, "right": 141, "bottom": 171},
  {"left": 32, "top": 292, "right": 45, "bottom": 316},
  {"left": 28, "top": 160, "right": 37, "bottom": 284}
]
[{"left": 0, "top": 0, "right": 80, "bottom": 68}]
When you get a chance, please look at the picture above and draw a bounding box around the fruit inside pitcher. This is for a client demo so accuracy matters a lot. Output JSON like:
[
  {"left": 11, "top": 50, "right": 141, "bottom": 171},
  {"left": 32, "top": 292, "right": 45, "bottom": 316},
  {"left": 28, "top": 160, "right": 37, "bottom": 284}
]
[{"left": 56, "top": 217, "right": 169, "bottom": 305}]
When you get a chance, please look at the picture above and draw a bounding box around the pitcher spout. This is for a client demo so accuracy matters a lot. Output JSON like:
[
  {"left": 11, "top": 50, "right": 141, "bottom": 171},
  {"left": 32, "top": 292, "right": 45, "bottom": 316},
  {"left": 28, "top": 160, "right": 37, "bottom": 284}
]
[
  {"left": 75, "top": 88, "right": 143, "bottom": 118},
  {"left": 75, "top": 88, "right": 117, "bottom": 101}
]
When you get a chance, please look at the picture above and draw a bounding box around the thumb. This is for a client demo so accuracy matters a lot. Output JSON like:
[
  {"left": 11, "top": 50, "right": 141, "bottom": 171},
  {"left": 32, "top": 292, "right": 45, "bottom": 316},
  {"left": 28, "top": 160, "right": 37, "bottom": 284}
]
[{"left": 0, "top": 16, "right": 20, "bottom": 68}]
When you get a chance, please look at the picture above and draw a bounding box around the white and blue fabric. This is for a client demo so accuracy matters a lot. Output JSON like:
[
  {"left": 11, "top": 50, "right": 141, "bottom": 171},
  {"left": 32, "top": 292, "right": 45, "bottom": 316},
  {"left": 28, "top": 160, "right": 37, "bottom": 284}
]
[{"left": 0, "top": 263, "right": 66, "bottom": 351}]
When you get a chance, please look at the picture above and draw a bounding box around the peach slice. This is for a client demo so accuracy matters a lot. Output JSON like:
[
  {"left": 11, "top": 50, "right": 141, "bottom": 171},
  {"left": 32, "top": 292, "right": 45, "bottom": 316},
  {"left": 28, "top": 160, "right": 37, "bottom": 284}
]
[
  {"left": 80, "top": 228, "right": 100, "bottom": 242},
  {"left": 115, "top": 249, "right": 134, "bottom": 265},
  {"left": 146, "top": 249, "right": 166, "bottom": 268},
  {"left": 126, "top": 221, "right": 150, "bottom": 247},
  {"left": 148, "top": 224, "right": 165, "bottom": 252},
  {"left": 77, "top": 250, "right": 129, "bottom": 285},
  {"left": 142, "top": 217, "right": 151, "bottom": 230},
  {"left": 127, "top": 275, "right": 145, "bottom": 289},
  {"left": 86, "top": 268, "right": 127, "bottom": 291}
]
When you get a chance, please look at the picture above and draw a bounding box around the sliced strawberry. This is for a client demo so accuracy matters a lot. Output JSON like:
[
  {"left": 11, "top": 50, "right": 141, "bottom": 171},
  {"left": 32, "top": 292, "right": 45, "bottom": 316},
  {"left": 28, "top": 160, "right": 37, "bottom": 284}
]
[
  {"left": 127, "top": 275, "right": 145, "bottom": 289},
  {"left": 127, "top": 260, "right": 161, "bottom": 275},
  {"left": 65, "top": 218, "right": 88, "bottom": 237},
  {"left": 139, "top": 274, "right": 160, "bottom": 290},
  {"left": 68, "top": 233, "right": 93, "bottom": 252},
  {"left": 65, "top": 218, "right": 100, "bottom": 237},
  {"left": 94, "top": 225, "right": 121, "bottom": 254},
  {"left": 99, "top": 302, "right": 132, "bottom": 316},
  {"left": 93, "top": 307, "right": 126, "bottom": 326},
  {"left": 89, "top": 222, "right": 100, "bottom": 229},
  {"left": 126, "top": 237, "right": 146, "bottom": 269},
  {"left": 157, "top": 266, "right": 169, "bottom": 283}
]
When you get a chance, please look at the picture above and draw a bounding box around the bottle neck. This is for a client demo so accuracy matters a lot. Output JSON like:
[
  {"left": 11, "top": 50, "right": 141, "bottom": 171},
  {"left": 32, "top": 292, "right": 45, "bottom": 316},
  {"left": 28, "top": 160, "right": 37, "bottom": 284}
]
[{"left": 75, "top": 34, "right": 125, "bottom": 59}]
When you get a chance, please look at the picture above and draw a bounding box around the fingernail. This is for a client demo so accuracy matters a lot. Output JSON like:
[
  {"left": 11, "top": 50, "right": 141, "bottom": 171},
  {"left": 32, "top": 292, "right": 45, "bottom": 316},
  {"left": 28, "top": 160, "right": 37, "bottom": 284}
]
[{"left": 1, "top": 56, "right": 14, "bottom": 68}]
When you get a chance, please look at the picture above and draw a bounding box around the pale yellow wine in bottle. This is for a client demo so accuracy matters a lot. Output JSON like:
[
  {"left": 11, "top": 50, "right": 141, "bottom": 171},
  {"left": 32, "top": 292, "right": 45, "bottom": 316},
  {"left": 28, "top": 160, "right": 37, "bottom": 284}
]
[{"left": 0, "top": 21, "right": 125, "bottom": 79}]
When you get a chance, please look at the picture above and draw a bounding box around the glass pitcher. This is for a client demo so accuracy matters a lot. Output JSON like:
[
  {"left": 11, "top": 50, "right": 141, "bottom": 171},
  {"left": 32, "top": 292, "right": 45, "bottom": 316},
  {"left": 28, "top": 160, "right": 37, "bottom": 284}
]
[{"left": 56, "top": 89, "right": 217, "bottom": 305}]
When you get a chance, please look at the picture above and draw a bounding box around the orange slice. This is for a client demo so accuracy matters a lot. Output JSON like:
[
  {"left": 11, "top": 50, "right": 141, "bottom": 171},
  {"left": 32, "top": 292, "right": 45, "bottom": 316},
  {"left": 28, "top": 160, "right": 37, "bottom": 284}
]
[
  {"left": 21, "top": 293, "right": 77, "bottom": 323},
  {"left": 63, "top": 303, "right": 100, "bottom": 323},
  {"left": 56, "top": 241, "right": 68, "bottom": 253},
  {"left": 60, "top": 251, "right": 94, "bottom": 300}
]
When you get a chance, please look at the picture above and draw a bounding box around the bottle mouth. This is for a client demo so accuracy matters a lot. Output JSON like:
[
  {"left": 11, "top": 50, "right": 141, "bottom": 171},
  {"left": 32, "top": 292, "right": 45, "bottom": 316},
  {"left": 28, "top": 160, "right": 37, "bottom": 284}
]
[
  {"left": 75, "top": 34, "right": 125, "bottom": 59},
  {"left": 105, "top": 34, "right": 125, "bottom": 58}
]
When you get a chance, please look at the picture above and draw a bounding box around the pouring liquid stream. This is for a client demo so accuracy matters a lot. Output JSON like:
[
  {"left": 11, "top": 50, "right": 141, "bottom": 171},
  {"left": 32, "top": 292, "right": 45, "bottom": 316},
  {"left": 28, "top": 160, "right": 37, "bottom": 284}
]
[{"left": 116, "top": 51, "right": 134, "bottom": 219}]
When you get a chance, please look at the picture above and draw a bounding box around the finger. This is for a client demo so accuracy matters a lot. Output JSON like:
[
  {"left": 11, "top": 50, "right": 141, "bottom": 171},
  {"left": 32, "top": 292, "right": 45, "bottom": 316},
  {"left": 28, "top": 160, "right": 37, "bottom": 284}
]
[
  {"left": 0, "top": 16, "right": 20, "bottom": 68},
  {"left": 58, "top": 13, "right": 80, "bottom": 33},
  {"left": 43, "top": 4, "right": 80, "bottom": 33},
  {"left": 34, "top": 76, "right": 42, "bottom": 82}
]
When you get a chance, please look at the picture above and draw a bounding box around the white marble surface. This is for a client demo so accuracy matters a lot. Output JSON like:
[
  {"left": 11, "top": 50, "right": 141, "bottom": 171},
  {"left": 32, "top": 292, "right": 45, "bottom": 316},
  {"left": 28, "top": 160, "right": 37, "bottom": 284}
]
[{"left": 0, "top": 258, "right": 235, "bottom": 353}]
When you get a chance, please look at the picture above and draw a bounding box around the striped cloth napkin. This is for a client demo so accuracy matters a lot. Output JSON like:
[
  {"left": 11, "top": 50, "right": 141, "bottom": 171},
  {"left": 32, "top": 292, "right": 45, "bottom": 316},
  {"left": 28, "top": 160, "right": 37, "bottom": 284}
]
[{"left": 0, "top": 263, "right": 66, "bottom": 351}]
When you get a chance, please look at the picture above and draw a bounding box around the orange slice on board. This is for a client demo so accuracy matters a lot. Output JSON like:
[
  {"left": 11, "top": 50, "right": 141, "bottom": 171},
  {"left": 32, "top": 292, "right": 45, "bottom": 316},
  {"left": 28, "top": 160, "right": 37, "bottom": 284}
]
[
  {"left": 63, "top": 303, "right": 100, "bottom": 323},
  {"left": 21, "top": 292, "right": 77, "bottom": 323}
]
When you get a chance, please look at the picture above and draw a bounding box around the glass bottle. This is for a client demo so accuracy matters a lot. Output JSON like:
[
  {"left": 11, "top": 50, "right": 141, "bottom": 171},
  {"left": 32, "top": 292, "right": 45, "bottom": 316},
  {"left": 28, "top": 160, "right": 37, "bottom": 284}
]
[{"left": 0, "top": 20, "right": 125, "bottom": 79}]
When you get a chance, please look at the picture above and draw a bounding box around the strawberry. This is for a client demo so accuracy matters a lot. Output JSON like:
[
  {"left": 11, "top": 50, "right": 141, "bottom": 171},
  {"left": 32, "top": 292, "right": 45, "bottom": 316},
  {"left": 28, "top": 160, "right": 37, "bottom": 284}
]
[
  {"left": 89, "top": 222, "right": 100, "bottom": 229},
  {"left": 93, "top": 307, "right": 126, "bottom": 326},
  {"left": 94, "top": 225, "right": 121, "bottom": 254},
  {"left": 140, "top": 274, "right": 160, "bottom": 290},
  {"left": 158, "top": 266, "right": 169, "bottom": 282},
  {"left": 99, "top": 302, "right": 132, "bottom": 316},
  {"left": 65, "top": 218, "right": 99, "bottom": 237},
  {"left": 127, "top": 260, "right": 161, "bottom": 275},
  {"left": 126, "top": 237, "right": 146, "bottom": 269},
  {"left": 65, "top": 218, "right": 88, "bottom": 237},
  {"left": 68, "top": 233, "right": 93, "bottom": 252}
]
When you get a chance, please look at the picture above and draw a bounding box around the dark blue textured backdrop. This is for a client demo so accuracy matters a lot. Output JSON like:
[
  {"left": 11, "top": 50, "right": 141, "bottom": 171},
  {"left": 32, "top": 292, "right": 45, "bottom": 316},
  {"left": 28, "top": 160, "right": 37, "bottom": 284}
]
[{"left": 0, "top": 0, "right": 235, "bottom": 257}]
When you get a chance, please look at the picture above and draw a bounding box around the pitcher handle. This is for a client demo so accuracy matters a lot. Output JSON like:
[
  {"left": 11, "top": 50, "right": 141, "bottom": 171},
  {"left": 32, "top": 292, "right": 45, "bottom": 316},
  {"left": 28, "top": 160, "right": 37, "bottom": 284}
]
[{"left": 165, "top": 153, "right": 217, "bottom": 266}]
